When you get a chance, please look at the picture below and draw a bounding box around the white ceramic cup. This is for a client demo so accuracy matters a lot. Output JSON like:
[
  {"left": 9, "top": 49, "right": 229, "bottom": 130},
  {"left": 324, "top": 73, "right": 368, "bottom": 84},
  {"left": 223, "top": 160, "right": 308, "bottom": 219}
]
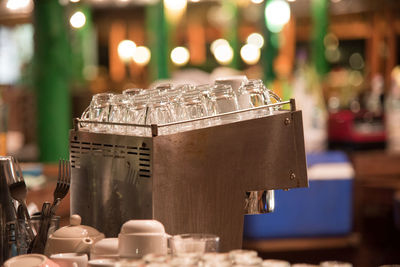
[
  {"left": 90, "top": 238, "right": 119, "bottom": 260},
  {"left": 87, "top": 259, "right": 117, "bottom": 267},
  {"left": 3, "top": 254, "right": 59, "bottom": 267},
  {"left": 50, "top": 253, "right": 88, "bottom": 267},
  {"left": 119, "top": 233, "right": 168, "bottom": 259},
  {"left": 118, "top": 220, "right": 168, "bottom": 259}
]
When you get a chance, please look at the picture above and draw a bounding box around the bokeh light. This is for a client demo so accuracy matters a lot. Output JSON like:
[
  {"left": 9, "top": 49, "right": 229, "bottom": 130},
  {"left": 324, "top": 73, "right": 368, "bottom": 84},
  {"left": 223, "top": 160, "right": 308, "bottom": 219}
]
[
  {"left": 171, "top": 47, "right": 190, "bottom": 66},
  {"left": 246, "top": 33, "right": 264, "bottom": 49},
  {"left": 164, "top": 0, "right": 187, "bottom": 12},
  {"left": 240, "top": 44, "right": 261, "bottom": 65},
  {"left": 324, "top": 33, "right": 339, "bottom": 49},
  {"left": 265, "top": 0, "right": 291, "bottom": 33},
  {"left": 70, "top": 11, "right": 86, "bottom": 29},
  {"left": 349, "top": 53, "right": 365, "bottom": 70},
  {"left": 133, "top": 46, "right": 151, "bottom": 66},
  {"left": 118, "top": 40, "right": 137, "bottom": 62},
  {"left": 325, "top": 47, "right": 341, "bottom": 63},
  {"left": 210, "top": 39, "right": 230, "bottom": 54},
  {"left": 6, "top": 0, "right": 30, "bottom": 10},
  {"left": 251, "top": 0, "right": 264, "bottom": 4},
  {"left": 213, "top": 42, "right": 234, "bottom": 65}
]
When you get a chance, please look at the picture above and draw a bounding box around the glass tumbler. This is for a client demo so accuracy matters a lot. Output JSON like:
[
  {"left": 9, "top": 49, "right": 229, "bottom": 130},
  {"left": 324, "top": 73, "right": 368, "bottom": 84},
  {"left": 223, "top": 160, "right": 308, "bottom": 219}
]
[
  {"left": 180, "top": 91, "right": 209, "bottom": 131},
  {"left": 108, "top": 94, "right": 130, "bottom": 134},
  {"left": 210, "top": 84, "right": 239, "bottom": 124},
  {"left": 123, "top": 88, "right": 143, "bottom": 96},
  {"left": 169, "top": 234, "right": 220, "bottom": 258},
  {"left": 146, "top": 95, "right": 176, "bottom": 135},
  {"left": 196, "top": 84, "right": 215, "bottom": 117},
  {"left": 126, "top": 94, "right": 149, "bottom": 136},
  {"left": 81, "top": 93, "right": 114, "bottom": 132},
  {"left": 320, "top": 261, "right": 353, "bottom": 267},
  {"left": 237, "top": 80, "right": 268, "bottom": 119}
]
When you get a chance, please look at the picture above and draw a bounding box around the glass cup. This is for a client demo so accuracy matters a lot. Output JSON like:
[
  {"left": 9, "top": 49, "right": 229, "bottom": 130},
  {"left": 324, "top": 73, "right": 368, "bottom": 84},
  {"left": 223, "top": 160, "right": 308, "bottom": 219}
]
[
  {"left": 169, "top": 234, "right": 220, "bottom": 258},
  {"left": 210, "top": 84, "right": 239, "bottom": 124},
  {"left": 196, "top": 84, "right": 215, "bottom": 117},
  {"left": 320, "top": 261, "right": 353, "bottom": 267},
  {"left": 108, "top": 94, "right": 130, "bottom": 134},
  {"left": 180, "top": 91, "right": 209, "bottom": 131},
  {"left": 229, "top": 249, "right": 258, "bottom": 262},
  {"left": 146, "top": 95, "right": 176, "bottom": 135},
  {"left": 30, "top": 215, "right": 60, "bottom": 237},
  {"left": 81, "top": 93, "right": 114, "bottom": 132},
  {"left": 123, "top": 88, "right": 143, "bottom": 96},
  {"left": 237, "top": 79, "right": 268, "bottom": 119},
  {"left": 262, "top": 259, "right": 291, "bottom": 267},
  {"left": 126, "top": 94, "right": 149, "bottom": 136}
]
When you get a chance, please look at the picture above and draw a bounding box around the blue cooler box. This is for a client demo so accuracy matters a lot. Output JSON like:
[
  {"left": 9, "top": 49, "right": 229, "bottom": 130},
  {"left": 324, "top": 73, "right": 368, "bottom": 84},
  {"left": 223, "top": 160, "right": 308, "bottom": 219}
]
[{"left": 243, "top": 151, "right": 354, "bottom": 239}]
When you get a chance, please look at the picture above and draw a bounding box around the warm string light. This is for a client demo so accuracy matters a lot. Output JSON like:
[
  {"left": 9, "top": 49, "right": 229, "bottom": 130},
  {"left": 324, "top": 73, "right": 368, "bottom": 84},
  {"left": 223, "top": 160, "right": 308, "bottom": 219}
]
[
  {"left": 265, "top": 0, "right": 291, "bottom": 33},
  {"left": 171, "top": 47, "right": 190, "bottom": 66},
  {"left": 133, "top": 46, "right": 151, "bottom": 66},
  {"left": 70, "top": 11, "right": 86, "bottom": 28},
  {"left": 118, "top": 40, "right": 137, "bottom": 63}
]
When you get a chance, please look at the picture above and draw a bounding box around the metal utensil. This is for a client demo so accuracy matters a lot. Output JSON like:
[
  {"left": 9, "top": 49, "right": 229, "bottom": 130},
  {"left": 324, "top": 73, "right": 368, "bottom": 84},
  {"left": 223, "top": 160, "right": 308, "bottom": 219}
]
[
  {"left": 6, "top": 158, "right": 35, "bottom": 241},
  {"left": 49, "top": 159, "right": 71, "bottom": 216},
  {"left": 29, "top": 202, "right": 51, "bottom": 254}
]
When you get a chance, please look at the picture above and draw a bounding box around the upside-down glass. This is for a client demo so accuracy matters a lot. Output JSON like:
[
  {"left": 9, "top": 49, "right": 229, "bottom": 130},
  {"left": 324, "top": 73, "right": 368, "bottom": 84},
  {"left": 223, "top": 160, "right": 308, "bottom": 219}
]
[
  {"left": 210, "top": 84, "right": 239, "bottom": 124},
  {"left": 108, "top": 94, "right": 130, "bottom": 134},
  {"left": 123, "top": 88, "right": 143, "bottom": 96},
  {"left": 125, "top": 94, "right": 149, "bottom": 136},
  {"left": 81, "top": 93, "right": 114, "bottom": 132},
  {"left": 169, "top": 234, "right": 220, "bottom": 258},
  {"left": 180, "top": 91, "right": 209, "bottom": 131},
  {"left": 146, "top": 95, "right": 176, "bottom": 135},
  {"left": 196, "top": 84, "right": 215, "bottom": 117},
  {"left": 237, "top": 80, "right": 267, "bottom": 119}
]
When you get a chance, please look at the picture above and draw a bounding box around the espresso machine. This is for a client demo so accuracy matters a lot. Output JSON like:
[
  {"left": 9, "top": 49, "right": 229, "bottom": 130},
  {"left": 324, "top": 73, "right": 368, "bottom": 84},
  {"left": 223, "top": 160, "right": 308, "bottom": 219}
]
[{"left": 69, "top": 99, "right": 308, "bottom": 251}]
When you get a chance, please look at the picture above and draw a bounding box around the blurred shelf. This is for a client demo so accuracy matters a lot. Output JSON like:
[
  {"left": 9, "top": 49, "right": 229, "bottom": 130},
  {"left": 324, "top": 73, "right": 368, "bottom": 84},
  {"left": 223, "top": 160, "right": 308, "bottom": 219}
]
[{"left": 243, "top": 233, "right": 361, "bottom": 252}]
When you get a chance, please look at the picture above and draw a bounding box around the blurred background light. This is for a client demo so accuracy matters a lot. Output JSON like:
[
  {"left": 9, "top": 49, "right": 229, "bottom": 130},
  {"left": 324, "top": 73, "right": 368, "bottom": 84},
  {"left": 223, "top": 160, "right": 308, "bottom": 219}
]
[
  {"left": 325, "top": 46, "right": 341, "bottom": 63},
  {"left": 133, "top": 46, "right": 151, "bottom": 66},
  {"left": 70, "top": 0, "right": 80, "bottom": 3},
  {"left": 349, "top": 52, "right": 365, "bottom": 70},
  {"left": 213, "top": 42, "right": 234, "bottom": 65},
  {"left": 6, "top": 0, "right": 30, "bottom": 10},
  {"left": 324, "top": 33, "right": 339, "bottom": 49},
  {"left": 246, "top": 33, "right": 264, "bottom": 49},
  {"left": 240, "top": 44, "right": 261, "bottom": 65},
  {"left": 70, "top": 11, "right": 86, "bottom": 29},
  {"left": 264, "top": 0, "right": 291, "bottom": 33},
  {"left": 251, "top": 0, "right": 264, "bottom": 4},
  {"left": 118, "top": 40, "right": 137, "bottom": 62},
  {"left": 164, "top": 0, "right": 186, "bottom": 12},
  {"left": 164, "top": 0, "right": 187, "bottom": 23},
  {"left": 210, "top": 39, "right": 230, "bottom": 54},
  {"left": 171, "top": 46, "right": 190, "bottom": 66}
]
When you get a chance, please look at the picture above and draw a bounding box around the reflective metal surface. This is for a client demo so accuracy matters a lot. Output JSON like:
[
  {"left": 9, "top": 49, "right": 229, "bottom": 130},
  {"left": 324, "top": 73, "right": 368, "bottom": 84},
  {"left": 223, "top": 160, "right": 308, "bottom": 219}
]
[
  {"left": 70, "top": 100, "right": 308, "bottom": 251},
  {"left": 245, "top": 190, "right": 275, "bottom": 214},
  {"left": 0, "top": 156, "right": 17, "bottom": 264}
]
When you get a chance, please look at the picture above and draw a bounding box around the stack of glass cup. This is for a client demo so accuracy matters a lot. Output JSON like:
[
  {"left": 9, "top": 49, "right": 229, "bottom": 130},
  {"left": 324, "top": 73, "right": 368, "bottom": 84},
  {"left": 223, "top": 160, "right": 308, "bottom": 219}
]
[{"left": 80, "top": 79, "right": 281, "bottom": 136}]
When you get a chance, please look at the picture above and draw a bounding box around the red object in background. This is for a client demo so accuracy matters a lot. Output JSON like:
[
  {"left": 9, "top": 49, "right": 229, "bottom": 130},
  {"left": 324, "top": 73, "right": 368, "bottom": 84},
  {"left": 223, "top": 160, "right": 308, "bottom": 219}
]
[{"left": 328, "top": 110, "right": 386, "bottom": 143}]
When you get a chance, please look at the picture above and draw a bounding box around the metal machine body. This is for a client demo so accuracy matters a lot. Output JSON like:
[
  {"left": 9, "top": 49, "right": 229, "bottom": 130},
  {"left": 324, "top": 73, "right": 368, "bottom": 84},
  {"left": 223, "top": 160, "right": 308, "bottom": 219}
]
[{"left": 69, "top": 100, "right": 308, "bottom": 251}]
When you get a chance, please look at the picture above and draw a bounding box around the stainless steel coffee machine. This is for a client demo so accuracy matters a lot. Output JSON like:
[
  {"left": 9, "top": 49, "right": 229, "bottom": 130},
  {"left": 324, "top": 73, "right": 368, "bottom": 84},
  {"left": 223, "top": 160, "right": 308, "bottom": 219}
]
[{"left": 69, "top": 99, "right": 308, "bottom": 251}]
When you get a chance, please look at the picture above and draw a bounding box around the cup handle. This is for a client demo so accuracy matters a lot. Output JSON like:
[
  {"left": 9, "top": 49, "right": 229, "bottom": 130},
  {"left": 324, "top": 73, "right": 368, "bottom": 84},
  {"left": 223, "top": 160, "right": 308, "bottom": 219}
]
[{"left": 81, "top": 106, "right": 90, "bottom": 120}]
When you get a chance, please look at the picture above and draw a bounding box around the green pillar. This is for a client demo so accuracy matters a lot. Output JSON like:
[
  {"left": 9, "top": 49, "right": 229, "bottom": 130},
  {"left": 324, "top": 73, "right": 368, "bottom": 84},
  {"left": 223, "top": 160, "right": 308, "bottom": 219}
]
[
  {"left": 33, "top": 0, "right": 71, "bottom": 162},
  {"left": 146, "top": 1, "right": 170, "bottom": 81},
  {"left": 262, "top": 0, "right": 279, "bottom": 85},
  {"left": 70, "top": 5, "right": 95, "bottom": 86},
  {"left": 311, "top": 0, "right": 329, "bottom": 77},
  {"left": 223, "top": 0, "right": 240, "bottom": 70}
]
